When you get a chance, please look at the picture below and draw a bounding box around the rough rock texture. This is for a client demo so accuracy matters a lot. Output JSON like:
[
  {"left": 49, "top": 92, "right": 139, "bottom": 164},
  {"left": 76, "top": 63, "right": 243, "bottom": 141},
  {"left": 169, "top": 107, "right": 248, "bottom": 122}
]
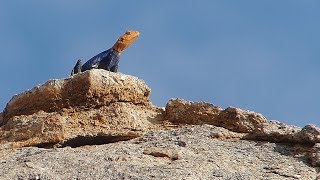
[
  {"left": 1, "top": 69, "right": 320, "bottom": 179},
  {"left": 0, "top": 125, "right": 317, "bottom": 179},
  {"left": 0, "top": 103, "right": 161, "bottom": 148},
  {"left": 0, "top": 70, "right": 160, "bottom": 148},
  {"left": 3, "top": 69, "right": 151, "bottom": 122},
  {"left": 245, "top": 121, "right": 320, "bottom": 145},
  {"left": 244, "top": 120, "right": 302, "bottom": 143},
  {"left": 295, "top": 124, "right": 320, "bottom": 144},
  {"left": 165, "top": 99, "right": 268, "bottom": 133},
  {"left": 165, "top": 99, "right": 222, "bottom": 124},
  {"left": 309, "top": 143, "right": 320, "bottom": 167}
]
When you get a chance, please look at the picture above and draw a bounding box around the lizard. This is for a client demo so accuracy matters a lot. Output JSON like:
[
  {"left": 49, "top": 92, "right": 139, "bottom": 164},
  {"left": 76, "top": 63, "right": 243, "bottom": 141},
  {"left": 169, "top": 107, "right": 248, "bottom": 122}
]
[{"left": 71, "top": 30, "right": 140, "bottom": 75}]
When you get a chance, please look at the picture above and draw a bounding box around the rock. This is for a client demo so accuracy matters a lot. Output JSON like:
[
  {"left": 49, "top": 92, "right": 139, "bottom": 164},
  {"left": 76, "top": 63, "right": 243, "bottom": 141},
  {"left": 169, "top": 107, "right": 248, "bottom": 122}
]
[
  {"left": 143, "top": 147, "right": 180, "bottom": 160},
  {"left": 165, "top": 98, "right": 222, "bottom": 124},
  {"left": 0, "top": 70, "right": 161, "bottom": 148},
  {"left": 295, "top": 124, "right": 320, "bottom": 144},
  {"left": 244, "top": 120, "right": 302, "bottom": 143},
  {"left": 245, "top": 122, "right": 320, "bottom": 145},
  {"left": 0, "top": 70, "right": 320, "bottom": 179},
  {"left": 210, "top": 130, "right": 246, "bottom": 140},
  {"left": 308, "top": 143, "right": 320, "bottom": 167},
  {"left": 0, "top": 102, "right": 161, "bottom": 148},
  {"left": 0, "top": 125, "right": 316, "bottom": 179},
  {"left": 216, "top": 107, "right": 268, "bottom": 133},
  {"left": 3, "top": 69, "right": 151, "bottom": 122},
  {"left": 165, "top": 99, "right": 268, "bottom": 133}
]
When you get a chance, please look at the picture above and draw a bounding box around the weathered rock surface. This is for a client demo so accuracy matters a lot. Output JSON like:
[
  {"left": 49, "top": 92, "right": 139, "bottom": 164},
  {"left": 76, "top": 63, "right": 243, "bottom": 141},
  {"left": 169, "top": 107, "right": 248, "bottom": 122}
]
[
  {"left": 295, "top": 124, "right": 320, "bottom": 144},
  {"left": 3, "top": 69, "right": 151, "bottom": 122},
  {"left": 0, "top": 125, "right": 317, "bottom": 179},
  {"left": 0, "top": 70, "right": 160, "bottom": 148},
  {"left": 1, "top": 69, "right": 320, "bottom": 179},
  {"left": 245, "top": 121, "right": 320, "bottom": 145},
  {"left": 165, "top": 99, "right": 268, "bottom": 133},
  {"left": 0, "top": 103, "right": 161, "bottom": 148},
  {"left": 165, "top": 99, "right": 222, "bottom": 124},
  {"left": 244, "top": 120, "right": 302, "bottom": 143}
]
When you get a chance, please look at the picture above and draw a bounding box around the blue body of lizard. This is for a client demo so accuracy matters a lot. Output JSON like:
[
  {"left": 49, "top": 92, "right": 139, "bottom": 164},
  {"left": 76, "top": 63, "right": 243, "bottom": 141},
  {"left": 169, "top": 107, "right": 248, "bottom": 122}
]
[
  {"left": 71, "top": 48, "right": 120, "bottom": 75},
  {"left": 81, "top": 48, "right": 120, "bottom": 72}
]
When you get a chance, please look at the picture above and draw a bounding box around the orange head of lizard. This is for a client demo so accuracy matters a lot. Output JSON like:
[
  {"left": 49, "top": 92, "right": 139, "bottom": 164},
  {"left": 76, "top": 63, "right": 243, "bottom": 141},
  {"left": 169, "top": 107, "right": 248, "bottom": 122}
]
[{"left": 112, "top": 30, "right": 140, "bottom": 53}]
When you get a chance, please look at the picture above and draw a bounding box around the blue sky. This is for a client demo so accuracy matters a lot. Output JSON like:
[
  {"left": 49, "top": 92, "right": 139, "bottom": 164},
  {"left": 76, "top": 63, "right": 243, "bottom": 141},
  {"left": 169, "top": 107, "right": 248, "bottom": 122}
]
[{"left": 1, "top": 1, "right": 319, "bottom": 127}]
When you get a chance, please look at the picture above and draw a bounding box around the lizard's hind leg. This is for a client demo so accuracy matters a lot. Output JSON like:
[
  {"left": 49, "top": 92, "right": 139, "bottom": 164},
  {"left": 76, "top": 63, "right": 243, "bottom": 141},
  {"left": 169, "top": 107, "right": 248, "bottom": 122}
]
[{"left": 71, "top": 59, "right": 82, "bottom": 76}]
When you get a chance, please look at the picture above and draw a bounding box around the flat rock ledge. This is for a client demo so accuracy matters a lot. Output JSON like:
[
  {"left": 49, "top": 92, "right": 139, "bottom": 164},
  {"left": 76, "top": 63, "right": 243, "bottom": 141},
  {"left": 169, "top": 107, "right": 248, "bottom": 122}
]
[{"left": 0, "top": 70, "right": 320, "bottom": 179}]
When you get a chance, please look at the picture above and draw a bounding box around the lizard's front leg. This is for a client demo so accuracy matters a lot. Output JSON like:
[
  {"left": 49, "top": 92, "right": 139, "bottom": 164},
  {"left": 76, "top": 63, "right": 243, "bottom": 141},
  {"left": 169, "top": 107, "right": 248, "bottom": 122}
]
[
  {"left": 110, "top": 65, "right": 118, "bottom": 72},
  {"left": 71, "top": 59, "right": 82, "bottom": 76}
]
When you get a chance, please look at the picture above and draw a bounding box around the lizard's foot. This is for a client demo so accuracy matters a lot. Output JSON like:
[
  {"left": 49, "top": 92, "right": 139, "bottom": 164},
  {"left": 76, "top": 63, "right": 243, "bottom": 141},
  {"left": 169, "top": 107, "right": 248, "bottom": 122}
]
[
  {"left": 110, "top": 65, "right": 118, "bottom": 72},
  {"left": 71, "top": 59, "right": 82, "bottom": 76}
]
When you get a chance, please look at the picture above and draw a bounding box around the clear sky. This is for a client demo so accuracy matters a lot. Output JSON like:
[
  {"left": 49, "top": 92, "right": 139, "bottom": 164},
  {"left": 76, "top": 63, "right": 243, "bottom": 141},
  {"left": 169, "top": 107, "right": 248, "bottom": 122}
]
[{"left": 1, "top": 1, "right": 319, "bottom": 127}]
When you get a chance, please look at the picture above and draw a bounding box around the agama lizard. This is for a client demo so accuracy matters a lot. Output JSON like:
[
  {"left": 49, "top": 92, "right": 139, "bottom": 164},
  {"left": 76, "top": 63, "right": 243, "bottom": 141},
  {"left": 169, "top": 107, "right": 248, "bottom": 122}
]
[{"left": 71, "top": 30, "right": 140, "bottom": 75}]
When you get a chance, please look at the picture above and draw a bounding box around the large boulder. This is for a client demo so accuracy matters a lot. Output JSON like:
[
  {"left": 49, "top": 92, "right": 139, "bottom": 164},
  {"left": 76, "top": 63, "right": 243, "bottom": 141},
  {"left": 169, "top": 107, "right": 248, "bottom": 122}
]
[
  {"left": 3, "top": 69, "right": 151, "bottom": 122},
  {"left": 0, "top": 70, "right": 161, "bottom": 148}
]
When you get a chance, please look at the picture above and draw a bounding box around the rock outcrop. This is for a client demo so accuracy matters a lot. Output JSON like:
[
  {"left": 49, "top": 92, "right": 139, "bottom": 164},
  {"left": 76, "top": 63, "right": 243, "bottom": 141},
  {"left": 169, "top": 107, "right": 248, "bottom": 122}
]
[
  {"left": 165, "top": 99, "right": 268, "bottom": 133},
  {"left": 0, "top": 69, "right": 320, "bottom": 179},
  {"left": 0, "top": 70, "right": 161, "bottom": 148},
  {"left": 3, "top": 69, "right": 151, "bottom": 122}
]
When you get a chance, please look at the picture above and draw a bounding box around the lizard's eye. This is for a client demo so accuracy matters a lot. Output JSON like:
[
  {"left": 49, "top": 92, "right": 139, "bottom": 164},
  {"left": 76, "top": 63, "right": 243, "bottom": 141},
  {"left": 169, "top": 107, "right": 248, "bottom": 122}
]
[{"left": 126, "top": 32, "right": 131, "bottom": 35}]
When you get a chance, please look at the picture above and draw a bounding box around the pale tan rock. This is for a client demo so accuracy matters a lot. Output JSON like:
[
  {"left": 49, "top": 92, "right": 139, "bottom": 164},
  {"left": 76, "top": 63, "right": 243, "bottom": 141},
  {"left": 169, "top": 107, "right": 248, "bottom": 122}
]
[
  {"left": 1, "top": 68, "right": 320, "bottom": 177},
  {"left": 0, "top": 125, "right": 317, "bottom": 179},
  {"left": 244, "top": 121, "right": 301, "bottom": 142},
  {"left": 244, "top": 121, "right": 320, "bottom": 145},
  {"left": 216, "top": 107, "right": 268, "bottom": 133},
  {"left": 165, "top": 98, "right": 222, "bottom": 124},
  {"left": 165, "top": 99, "right": 268, "bottom": 133},
  {"left": 210, "top": 131, "right": 246, "bottom": 140},
  {"left": 0, "top": 102, "right": 161, "bottom": 148},
  {"left": 143, "top": 147, "right": 180, "bottom": 160},
  {"left": 295, "top": 124, "right": 320, "bottom": 144},
  {"left": 0, "top": 112, "right": 65, "bottom": 148},
  {"left": 0, "top": 70, "right": 159, "bottom": 148},
  {"left": 309, "top": 143, "right": 320, "bottom": 167},
  {"left": 3, "top": 69, "right": 151, "bottom": 122}
]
